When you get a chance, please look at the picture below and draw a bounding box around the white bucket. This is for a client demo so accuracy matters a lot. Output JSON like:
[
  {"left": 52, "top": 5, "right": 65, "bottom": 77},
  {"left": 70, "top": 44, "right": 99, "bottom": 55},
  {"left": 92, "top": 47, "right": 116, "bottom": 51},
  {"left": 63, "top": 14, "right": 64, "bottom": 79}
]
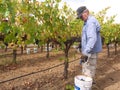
[
  {"left": 74, "top": 75, "right": 93, "bottom": 90},
  {"left": 26, "top": 48, "right": 31, "bottom": 54},
  {"left": 33, "top": 48, "right": 38, "bottom": 53}
]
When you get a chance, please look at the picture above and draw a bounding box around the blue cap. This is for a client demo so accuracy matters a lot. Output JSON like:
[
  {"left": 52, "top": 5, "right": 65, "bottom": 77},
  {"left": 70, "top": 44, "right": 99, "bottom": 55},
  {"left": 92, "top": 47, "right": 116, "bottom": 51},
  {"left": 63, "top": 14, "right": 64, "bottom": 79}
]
[{"left": 76, "top": 6, "right": 87, "bottom": 19}]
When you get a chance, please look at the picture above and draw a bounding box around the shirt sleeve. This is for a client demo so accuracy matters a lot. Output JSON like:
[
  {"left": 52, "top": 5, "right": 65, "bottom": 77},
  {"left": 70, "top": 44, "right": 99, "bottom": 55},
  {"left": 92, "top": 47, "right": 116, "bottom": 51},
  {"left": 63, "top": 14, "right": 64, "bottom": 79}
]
[{"left": 83, "top": 22, "right": 97, "bottom": 56}]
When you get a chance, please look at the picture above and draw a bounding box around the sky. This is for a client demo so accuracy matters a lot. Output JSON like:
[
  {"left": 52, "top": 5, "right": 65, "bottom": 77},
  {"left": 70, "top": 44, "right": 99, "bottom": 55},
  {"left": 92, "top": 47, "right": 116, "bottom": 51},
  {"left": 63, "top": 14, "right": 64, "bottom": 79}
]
[{"left": 61, "top": 0, "right": 120, "bottom": 23}]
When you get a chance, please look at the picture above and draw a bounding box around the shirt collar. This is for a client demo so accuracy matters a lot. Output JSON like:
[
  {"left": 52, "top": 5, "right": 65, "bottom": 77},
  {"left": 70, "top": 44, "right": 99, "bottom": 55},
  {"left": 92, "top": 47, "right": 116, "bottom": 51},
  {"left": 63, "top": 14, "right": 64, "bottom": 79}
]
[{"left": 84, "top": 15, "right": 91, "bottom": 25}]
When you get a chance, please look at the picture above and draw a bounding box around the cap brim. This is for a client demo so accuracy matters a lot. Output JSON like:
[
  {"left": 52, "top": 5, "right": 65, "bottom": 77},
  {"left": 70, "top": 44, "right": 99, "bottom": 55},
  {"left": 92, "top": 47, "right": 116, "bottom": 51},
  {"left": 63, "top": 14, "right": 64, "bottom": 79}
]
[
  {"left": 76, "top": 16, "right": 79, "bottom": 19},
  {"left": 76, "top": 14, "right": 82, "bottom": 19}
]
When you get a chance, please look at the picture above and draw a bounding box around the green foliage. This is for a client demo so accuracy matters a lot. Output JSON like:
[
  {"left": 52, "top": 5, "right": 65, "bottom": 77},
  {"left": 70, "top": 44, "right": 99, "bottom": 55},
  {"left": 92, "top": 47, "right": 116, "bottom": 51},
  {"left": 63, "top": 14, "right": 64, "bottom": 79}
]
[
  {"left": 94, "top": 7, "right": 120, "bottom": 44},
  {"left": 65, "top": 84, "right": 74, "bottom": 90},
  {"left": 0, "top": 0, "right": 83, "bottom": 48}
]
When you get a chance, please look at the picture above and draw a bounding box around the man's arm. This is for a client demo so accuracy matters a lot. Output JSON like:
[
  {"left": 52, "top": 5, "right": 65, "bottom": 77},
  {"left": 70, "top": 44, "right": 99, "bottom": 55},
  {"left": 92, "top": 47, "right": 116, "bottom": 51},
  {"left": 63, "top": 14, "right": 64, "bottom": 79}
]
[{"left": 83, "top": 22, "right": 97, "bottom": 56}]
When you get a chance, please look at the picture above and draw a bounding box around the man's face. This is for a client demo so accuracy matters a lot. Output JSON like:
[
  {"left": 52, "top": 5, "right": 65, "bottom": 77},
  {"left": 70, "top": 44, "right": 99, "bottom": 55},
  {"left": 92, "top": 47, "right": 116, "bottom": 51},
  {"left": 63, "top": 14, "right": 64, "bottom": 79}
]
[
  {"left": 77, "top": 10, "right": 88, "bottom": 21},
  {"left": 80, "top": 12, "right": 88, "bottom": 21}
]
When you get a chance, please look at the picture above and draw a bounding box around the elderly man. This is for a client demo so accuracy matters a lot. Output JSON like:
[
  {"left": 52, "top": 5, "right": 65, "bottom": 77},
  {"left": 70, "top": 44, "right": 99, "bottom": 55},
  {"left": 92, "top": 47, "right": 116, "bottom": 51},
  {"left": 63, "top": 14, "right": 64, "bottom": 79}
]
[{"left": 76, "top": 6, "right": 102, "bottom": 80}]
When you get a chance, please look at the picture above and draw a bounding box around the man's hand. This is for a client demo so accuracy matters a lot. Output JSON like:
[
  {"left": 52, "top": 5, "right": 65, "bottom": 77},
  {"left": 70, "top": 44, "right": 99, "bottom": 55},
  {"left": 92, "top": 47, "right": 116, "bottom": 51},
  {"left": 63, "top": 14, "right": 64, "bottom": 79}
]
[{"left": 80, "top": 55, "right": 88, "bottom": 64}]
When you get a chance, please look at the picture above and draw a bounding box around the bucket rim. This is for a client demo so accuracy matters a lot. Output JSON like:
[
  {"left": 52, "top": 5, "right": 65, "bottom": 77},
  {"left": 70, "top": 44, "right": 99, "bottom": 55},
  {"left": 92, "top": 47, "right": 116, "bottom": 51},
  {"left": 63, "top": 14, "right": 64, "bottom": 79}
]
[{"left": 75, "top": 75, "right": 93, "bottom": 82}]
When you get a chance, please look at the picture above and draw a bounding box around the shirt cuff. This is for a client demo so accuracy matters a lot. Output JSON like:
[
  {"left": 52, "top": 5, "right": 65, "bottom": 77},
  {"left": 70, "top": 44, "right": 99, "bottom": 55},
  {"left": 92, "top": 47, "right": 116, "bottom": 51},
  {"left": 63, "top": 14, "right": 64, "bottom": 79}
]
[{"left": 83, "top": 50, "right": 91, "bottom": 57}]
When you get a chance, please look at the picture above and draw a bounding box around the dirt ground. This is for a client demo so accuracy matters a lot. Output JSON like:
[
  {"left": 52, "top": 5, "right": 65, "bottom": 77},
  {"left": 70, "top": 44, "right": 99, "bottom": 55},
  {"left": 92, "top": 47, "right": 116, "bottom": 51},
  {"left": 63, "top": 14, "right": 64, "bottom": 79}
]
[{"left": 0, "top": 46, "right": 120, "bottom": 90}]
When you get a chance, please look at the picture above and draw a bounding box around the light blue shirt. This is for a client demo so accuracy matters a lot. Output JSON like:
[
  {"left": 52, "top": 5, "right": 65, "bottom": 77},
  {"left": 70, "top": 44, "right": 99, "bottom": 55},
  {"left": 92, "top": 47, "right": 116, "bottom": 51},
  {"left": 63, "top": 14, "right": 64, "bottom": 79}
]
[{"left": 81, "top": 15, "right": 102, "bottom": 56}]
